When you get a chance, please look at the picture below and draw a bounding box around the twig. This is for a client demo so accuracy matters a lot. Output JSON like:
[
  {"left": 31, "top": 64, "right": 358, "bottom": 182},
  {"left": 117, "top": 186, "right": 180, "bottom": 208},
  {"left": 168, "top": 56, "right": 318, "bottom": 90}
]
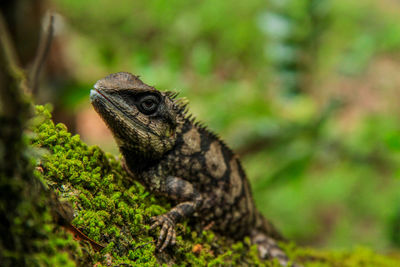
[
  {"left": 30, "top": 13, "right": 54, "bottom": 95},
  {"left": 0, "top": 16, "right": 17, "bottom": 67},
  {"left": 0, "top": 11, "right": 29, "bottom": 117},
  {"left": 65, "top": 223, "right": 106, "bottom": 252}
]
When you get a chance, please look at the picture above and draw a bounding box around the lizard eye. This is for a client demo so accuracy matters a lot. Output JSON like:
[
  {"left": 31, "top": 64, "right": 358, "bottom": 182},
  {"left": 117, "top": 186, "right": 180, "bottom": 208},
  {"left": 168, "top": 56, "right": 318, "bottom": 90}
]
[{"left": 138, "top": 94, "right": 160, "bottom": 115}]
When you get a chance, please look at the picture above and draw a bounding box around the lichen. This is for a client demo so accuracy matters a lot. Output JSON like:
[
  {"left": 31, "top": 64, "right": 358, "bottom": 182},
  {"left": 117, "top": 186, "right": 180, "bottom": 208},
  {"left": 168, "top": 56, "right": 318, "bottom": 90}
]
[{"left": 29, "top": 105, "right": 400, "bottom": 266}]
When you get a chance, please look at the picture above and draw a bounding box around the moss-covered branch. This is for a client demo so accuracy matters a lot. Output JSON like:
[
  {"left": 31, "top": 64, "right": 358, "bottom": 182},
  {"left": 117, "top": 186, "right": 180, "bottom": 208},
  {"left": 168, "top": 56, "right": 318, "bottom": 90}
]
[
  {"left": 31, "top": 105, "right": 267, "bottom": 266},
  {"left": 28, "top": 105, "right": 400, "bottom": 267}
]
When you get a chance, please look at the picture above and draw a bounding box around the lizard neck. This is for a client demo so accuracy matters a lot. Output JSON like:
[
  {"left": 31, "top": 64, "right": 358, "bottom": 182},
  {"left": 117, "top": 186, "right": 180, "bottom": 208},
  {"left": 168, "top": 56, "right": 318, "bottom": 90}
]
[{"left": 120, "top": 146, "right": 159, "bottom": 173}]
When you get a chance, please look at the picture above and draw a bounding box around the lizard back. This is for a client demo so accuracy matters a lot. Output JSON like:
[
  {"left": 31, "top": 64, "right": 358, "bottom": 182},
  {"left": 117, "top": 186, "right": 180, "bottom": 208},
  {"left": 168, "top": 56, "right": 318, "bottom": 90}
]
[{"left": 165, "top": 119, "right": 257, "bottom": 237}]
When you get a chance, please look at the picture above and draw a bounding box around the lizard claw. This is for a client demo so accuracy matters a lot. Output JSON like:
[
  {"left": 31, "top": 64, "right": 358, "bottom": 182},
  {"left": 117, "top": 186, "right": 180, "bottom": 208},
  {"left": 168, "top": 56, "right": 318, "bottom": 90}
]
[{"left": 150, "top": 214, "right": 176, "bottom": 251}]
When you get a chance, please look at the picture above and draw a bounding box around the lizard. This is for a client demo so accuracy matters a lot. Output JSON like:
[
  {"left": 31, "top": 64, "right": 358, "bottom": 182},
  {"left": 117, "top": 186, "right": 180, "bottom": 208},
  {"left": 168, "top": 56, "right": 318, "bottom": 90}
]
[{"left": 90, "top": 72, "right": 294, "bottom": 266}]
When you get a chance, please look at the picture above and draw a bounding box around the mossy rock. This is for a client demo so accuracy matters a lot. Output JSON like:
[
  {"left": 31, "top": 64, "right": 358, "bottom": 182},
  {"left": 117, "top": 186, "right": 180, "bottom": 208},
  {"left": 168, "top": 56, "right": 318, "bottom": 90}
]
[{"left": 29, "top": 105, "right": 400, "bottom": 267}]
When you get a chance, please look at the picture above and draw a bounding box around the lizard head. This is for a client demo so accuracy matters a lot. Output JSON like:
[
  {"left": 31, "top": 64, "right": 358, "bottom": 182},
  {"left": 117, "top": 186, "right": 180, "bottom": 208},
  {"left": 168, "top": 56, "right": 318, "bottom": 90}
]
[{"left": 90, "top": 72, "right": 185, "bottom": 160}]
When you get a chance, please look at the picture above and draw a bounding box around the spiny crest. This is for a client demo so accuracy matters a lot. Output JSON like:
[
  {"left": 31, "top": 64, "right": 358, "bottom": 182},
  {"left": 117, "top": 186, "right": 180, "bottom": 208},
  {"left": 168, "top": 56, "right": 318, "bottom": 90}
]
[
  {"left": 174, "top": 98, "right": 189, "bottom": 114},
  {"left": 165, "top": 91, "right": 190, "bottom": 118},
  {"left": 193, "top": 118, "right": 235, "bottom": 157},
  {"left": 166, "top": 92, "right": 213, "bottom": 131},
  {"left": 164, "top": 90, "right": 235, "bottom": 156},
  {"left": 165, "top": 91, "right": 180, "bottom": 99}
]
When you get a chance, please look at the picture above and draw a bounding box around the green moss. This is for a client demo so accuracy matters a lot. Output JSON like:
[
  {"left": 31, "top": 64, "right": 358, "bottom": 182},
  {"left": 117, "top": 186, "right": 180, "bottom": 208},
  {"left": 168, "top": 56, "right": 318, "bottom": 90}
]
[
  {"left": 0, "top": 68, "right": 80, "bottom": 265},
  {"left": 29, "top": 105, "right": 400, "bottom": 266},
  {"left": 288, "top": 246, "right": 400, "bottom": 267}
]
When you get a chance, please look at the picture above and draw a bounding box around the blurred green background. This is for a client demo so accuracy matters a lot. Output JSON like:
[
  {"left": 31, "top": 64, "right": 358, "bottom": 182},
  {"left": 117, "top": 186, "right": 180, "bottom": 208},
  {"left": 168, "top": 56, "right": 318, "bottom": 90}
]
[{"left": 21, "top": 0, "right": 400, "bottom": 252}]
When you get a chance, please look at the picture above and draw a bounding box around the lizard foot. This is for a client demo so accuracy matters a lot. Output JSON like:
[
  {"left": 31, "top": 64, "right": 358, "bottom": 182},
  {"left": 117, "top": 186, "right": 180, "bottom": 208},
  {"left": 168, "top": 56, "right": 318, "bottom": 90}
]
[
  {"left": 251, "top": 230, "right": 299, "bottom": 267},
  {"left": 150, "top": 214, "right": 177, "bottom": 251}
]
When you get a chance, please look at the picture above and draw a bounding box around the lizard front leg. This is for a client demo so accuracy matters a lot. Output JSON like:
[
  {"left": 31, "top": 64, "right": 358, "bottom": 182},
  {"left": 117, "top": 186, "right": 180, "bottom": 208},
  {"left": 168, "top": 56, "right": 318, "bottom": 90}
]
[{"left": 149, "top": 176, "right": 203, "bottom": 251}]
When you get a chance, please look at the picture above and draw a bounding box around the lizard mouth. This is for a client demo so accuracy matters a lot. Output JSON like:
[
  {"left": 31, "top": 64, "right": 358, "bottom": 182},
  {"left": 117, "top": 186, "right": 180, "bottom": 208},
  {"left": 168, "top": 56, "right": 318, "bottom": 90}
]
[
  {"left": 90, "top": 88, "right": 161, "bottom": 138},
  {"left": 90, "top": 88, "right": 115, "bottom": 106},
  {"left": 90, "top": 88, "right": 111, "bottom": 103}
]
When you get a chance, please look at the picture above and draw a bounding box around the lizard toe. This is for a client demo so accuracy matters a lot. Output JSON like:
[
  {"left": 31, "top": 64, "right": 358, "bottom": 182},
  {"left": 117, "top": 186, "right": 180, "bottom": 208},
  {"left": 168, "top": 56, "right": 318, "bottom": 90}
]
[
  {"left": 150, "top": 214, "right": 176, "bottom": 250},
  {"left": 158, "top": 220, "right": 170, "bottom": 245},
  {"left": 159, "top": 226, "right": 174, "bottom": 251},
  {"left": 150, "top": 216, "right": 162, "bottom": 230},
  {"left": 171, "top": 229, "right": 176, "bottom": 246}
]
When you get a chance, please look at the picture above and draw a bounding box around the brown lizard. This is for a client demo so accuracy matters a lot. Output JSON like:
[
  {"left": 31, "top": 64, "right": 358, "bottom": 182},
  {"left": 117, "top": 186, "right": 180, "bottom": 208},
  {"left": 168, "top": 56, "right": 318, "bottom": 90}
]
[{"left": 90, "top": 72, "right": 295, "bottom": 266}]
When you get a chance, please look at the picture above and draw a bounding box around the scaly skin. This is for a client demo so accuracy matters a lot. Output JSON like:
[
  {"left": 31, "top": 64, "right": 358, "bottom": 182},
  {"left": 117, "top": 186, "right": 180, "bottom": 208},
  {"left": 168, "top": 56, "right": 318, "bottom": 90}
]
[{"left": 90, "top": 72, "right": 294, "bottom": 266}]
